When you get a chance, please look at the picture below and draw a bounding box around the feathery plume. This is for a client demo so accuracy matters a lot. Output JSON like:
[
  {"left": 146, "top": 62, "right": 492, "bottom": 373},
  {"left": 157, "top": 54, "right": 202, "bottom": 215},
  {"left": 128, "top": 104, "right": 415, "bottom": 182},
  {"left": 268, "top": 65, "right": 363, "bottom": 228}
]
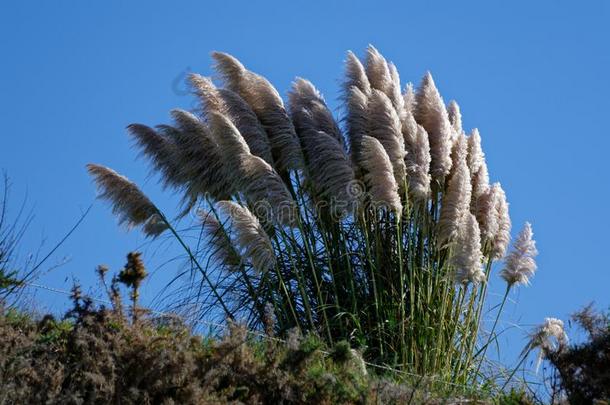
[
  {"left": 451, "top": 212, "right": 485, "bottom": 284},
  {"left": 403, "top": 82, "right": 416, "bottom": 115},
  {"left": 360, "top": 136, "right": 402, "bottom": 212},
  {"left": 491, "top": 184, "right": 511, "bottom": 259},
  {"left": 212, "top": 51, "right": 303, "bottom": 171},
  {"left": 367, "top": 89, "right": 407, "bottom": 188},
  {"left": 216, "top": 201, "right": 275, "bottom": 272},
  {"left": 438, "top": 140, "right": 472, "bottom": 247},
  {"left": 448, "top": 132, "right": 469, "bottom": 181},
  {"left": 344, "top": 86, "right": 369, "bottom": 167},
  {"left": 500, "top": 222, "right": 538, "bottom": 286},
  {"left": 401, "top": 113, "right": 431, "bottom": 200},
  {"left": 207, "top": 111, "right": 251, "bottom": 169},
  {"left": 475, "top": 183, "right": 500, "bottom": 246},
  {"left": 467, "top": 129, "right": 485, "bottom": 175},
  {"left": 524, "top": 317, "right": 568, "bottom": 372},
  {"left": 86, "top": 164, "right": 167, "bottom": 237},
  {"left": 471, "top": 160, "right": 490, "bottom": 210},
  {"left": 189, "top": 74, "right": 274, "bottom": 165},
  {"left": 297, "top": 128, "right": 356, "bottom": 213},
  {"left": 447, "top": 100, "right": 463, "bottom": 135},
  {"left": 127, "top": 124, "right": 182, "bottom": 190},
  {"left": 365, "top": 45, "right": 393, "bottom": 99},
  {"left": 414, "top": 72, "right": 453, "bottom": 179},
  {"left": 198, "top": 209, "right": 240, "bottom": 269},
  {"left": 288, "top": 78, "right": 344, "bottom": 146},
  {"left": 388, "top": 62, "right": 405, "bottom": 115},
  {"left": 238, "top": 154, "right": 298, "bottom": 227},
  {"left": 168, "top": 109, "right": 234, "bottom": 203},
  {"left": 344, "top": 51, "right": 371, "bottom": 96}
]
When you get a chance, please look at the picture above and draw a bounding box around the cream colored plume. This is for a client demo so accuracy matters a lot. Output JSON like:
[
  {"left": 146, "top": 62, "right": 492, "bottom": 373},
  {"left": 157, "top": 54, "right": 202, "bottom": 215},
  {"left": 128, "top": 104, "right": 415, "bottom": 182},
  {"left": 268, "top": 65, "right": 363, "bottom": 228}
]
[
  {"left": 87, "top": 164, "right": 167, "bottom": 237},
  {"left": 501, "top": 222, "right": 538, "bottom": 286},
  {"left": 344, "top": 51, "right": 371, "bottom": 96},
  {"left": 447, "top": 100, "right": 463, "bottom": 135},
  {"left": 491, "top": 184, "right": 511, "bottom": 259},
  {"left": 198, "top": 209, "right": 240, "bottom": 270},
  {"left": 360, "top": 135, "right": 402, "bottom": 213},
  {"left": 297, "top": 128, "right": 356, "bottom": 213},
  {"left": 288, "top": 78, "right": 344, "bottom": 146},
  {"left": 211, "top": 51, "right": 303, "bottom": 171},
  {"left": 414, "top": 72, "right": 453, "bottom": 179},
  {"left": 189, "top": 74, "right": 274, "bottom": 165},
  {"left": 365, "top": 46, "right": 392, "bottom": 99},
  {"left": 388, "top": 62, "right": 405, "bottom": 115},
  {"left": 401, "top": 112, "right": 431, "bottom": 200},
  {"left": 448, "top": 132, "right": 469, "bottom": 181},
  {"left": 451, "top": 212, "right": 485, "bottom": 284},
  {"left": 438, "top": 139, "right": 472, "bottom": 247},
  {"left": 207, "top": 111, "right": 251, "bottom": 174},
  {"left": 403, "top": 82, "right": 416, "bottom": 115},
  {"left": 216, "top": 201, "right": 275, "bottom": 272},
  {"left": 238, "top": 154, "right": 298, "bottom": 227},
  {"left": 467, "top": 129, "right": 485, "bottom": 175},
  {"left": 475, "top": 183, "right": 500, "bottom": 246},
  {"left": 367, "top": 89, "right": 407, "bottom": 188}
]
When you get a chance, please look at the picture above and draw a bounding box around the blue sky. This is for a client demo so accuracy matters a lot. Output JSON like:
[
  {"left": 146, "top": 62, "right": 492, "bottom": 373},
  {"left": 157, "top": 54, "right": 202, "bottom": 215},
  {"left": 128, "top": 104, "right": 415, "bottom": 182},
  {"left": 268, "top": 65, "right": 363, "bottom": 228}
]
[{"left": 1, "top": 0, "right": 609, "bottom": 368}]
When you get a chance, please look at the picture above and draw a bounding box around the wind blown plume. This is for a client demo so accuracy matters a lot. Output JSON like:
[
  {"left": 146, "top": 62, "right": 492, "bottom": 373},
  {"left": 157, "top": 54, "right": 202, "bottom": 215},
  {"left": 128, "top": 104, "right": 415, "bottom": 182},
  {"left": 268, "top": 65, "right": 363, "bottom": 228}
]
[
  {"left": 207, "top": 111, "right": 251, "bottom": 174},
  {"left": 168, "top": 109, "right": 234, "bottom": 203},
  {"left": 365, "top": 46, "right": 393, "bottom": 101},
  {"left": 500, "top": 222, "right": 538, "bottom": 286},
  {"left": 216, "top": 201, "right": 275, "bottom": 272},
  {"left": 401, "top": 112, "right": 431, "bottom": 200},
  {"left": 297, "top": 128, "right": 356, "bottom": 213},
  {"left": 198, "top": 209, "right": 240, "bottom": 269},
  {"left": 438, "top": 136, "right": 472, "bottom": 247},
  {"left": 238, "top": 154, "right": 298, "bottom": 227},
  {"left": 127, "top": 124, "right": 182, "bottom": 190},
  {"left": 367, "top": 90, "right": 407, "bottom": 188},
  {"left": 451, "top": 212, "right": 485, "bottom": 284},
  {"left": 189, "top": 74, "right": 274, "bottom": 165},
  {"left": 288, "top": 78, "right": 344, "bottom": 146},
  {"left": 344, "top": 86, "right": 369, "bottom": 167},
  {"left": 524, "top": 317, "right": 569, "bottom": 372},
  {"left": 447, "top": 100, "right": 463, "bottom": 135},
  {"left": 86, "top": 164, "right": 167, "bottom": 237},
  {"left": 388, "top": 62, "right": 405, "bottom": 116},
  {"left": 212, "top": 52, "right": 303, "bottom": 171},
  {"left": 360, "top": 136, "right": 402, "bottom": 212},
  {"left": 414, "top": 72, "right": 453, "bottom": 179},
  {"left": 491, "top": 184, "right": 511, "bottom": 259},
  {"left": 344, "top": 51, "right": 371, "bottom": 95}
]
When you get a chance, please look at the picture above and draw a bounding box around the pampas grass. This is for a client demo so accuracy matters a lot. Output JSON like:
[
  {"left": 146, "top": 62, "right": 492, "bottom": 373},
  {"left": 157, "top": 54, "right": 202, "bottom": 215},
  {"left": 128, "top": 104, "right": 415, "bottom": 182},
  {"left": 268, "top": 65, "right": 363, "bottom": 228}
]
[{"left": 87, "top": 47, "right": 542, "bottom": 386}]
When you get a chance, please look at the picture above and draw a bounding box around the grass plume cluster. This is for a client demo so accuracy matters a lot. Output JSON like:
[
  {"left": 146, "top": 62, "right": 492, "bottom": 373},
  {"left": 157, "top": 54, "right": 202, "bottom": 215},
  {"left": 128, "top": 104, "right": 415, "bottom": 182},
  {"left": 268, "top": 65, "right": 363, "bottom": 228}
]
[{"left": 87, "top": 46, "right": 542, "bottom": 384}]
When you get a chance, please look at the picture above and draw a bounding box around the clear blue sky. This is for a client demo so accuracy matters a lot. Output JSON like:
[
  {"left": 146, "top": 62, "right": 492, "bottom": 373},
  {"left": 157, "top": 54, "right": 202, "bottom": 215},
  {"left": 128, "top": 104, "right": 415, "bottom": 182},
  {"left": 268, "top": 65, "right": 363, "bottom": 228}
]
[{"left": 1, "top": 0, "right": 608, "bottom": 367}]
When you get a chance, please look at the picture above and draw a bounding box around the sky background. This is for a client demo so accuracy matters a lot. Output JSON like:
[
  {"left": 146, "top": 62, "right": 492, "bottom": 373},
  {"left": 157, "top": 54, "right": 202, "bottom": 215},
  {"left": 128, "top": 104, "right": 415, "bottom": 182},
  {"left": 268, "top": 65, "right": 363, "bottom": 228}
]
[{"left": 1, "top": 0, "right": 609, "bottom": 371}]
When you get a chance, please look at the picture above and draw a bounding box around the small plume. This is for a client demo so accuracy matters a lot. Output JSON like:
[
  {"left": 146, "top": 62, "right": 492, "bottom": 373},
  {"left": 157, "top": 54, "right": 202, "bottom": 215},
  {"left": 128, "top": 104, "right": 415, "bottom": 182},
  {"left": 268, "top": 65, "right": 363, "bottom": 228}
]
[
  {"left": 491, "top": 184, "right": 511, "bottom": 259},
  {"left": 523, "top": 317, "right": 569, "bottom": 372},
  {"left": 288, "top": 78, "right": 344, "bottom": 146},
  {"left": 438, "top": 144, "right": 472, "bottom": 247},
  {"left": 198, "top": 209, "right": 240, "bottom": 269},
  {"left": 216, "top": 201, "right": 275, "bottom": 272},
  {"left": 360, "top": 136, "right": 402, "bottom": 213},
  {"left": 86, "top": 164, "right": 168, "bottom": 237},
  {"left": 500, "top": 222, "right": 538, "bottom": 286},
  {"left": 212, "top": 51, "right": 303, "bottom": 171},
  {"left": 367, "top": 89, "right": 407, "bottom": 188},
  {"left": 297, "top": 128, "right": 356, "bottom": 214},
  {"left": 447, "top": 100, "right": 463, "bottom": 135},
  {"left": 414, "top": 72, "right": 453, "bottom": 179},
  {"left": 403, "top": 82, "right": 416, "bottom": 114},
  {"left": 451, "top": 213, "right": 485, "bottom": 285},
  {"left": 189, "top": 74, "right": 274, "bottom": 165},
  {"left": 343, "top": 51, "right": 371, "bottom": 96},
  {"left": 401, "top": 112, "right": 431, "bottom": 200}
]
